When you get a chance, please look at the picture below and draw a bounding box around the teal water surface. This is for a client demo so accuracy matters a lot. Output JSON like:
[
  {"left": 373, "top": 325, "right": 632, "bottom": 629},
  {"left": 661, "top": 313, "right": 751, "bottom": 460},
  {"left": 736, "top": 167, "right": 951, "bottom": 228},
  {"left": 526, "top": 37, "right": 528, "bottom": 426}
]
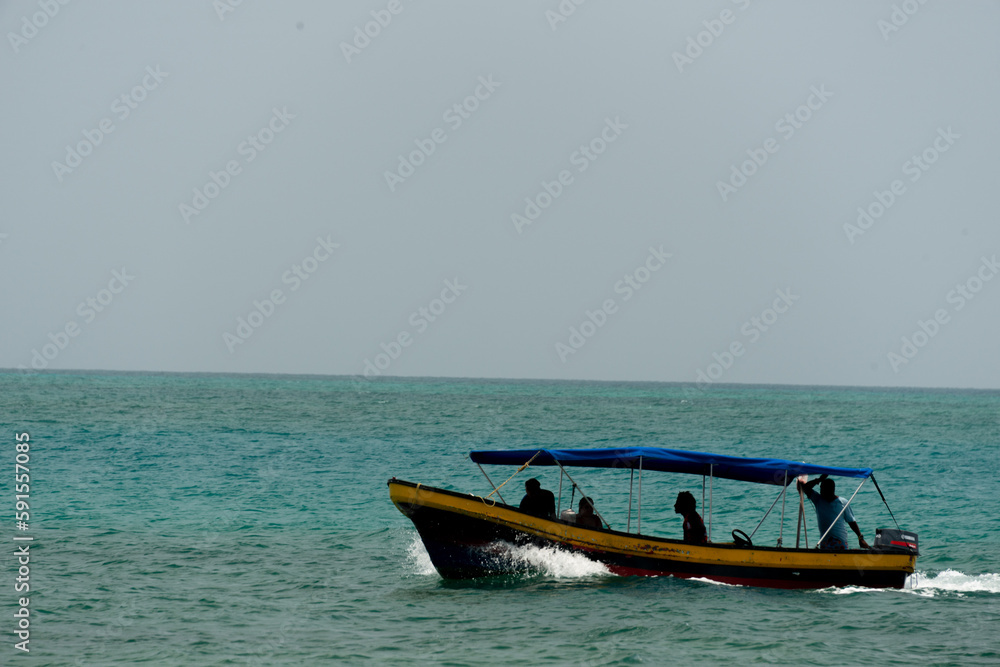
[{"left": 1, "top": 371, "right": 998, "bottom": 665}]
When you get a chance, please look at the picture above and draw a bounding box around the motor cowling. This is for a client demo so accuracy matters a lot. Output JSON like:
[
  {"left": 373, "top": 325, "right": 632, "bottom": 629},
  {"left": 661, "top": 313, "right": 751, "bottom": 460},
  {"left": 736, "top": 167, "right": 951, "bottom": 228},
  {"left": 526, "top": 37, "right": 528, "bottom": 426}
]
[{"left": 873, "top": 527, "right": 918, "bottom": 554}]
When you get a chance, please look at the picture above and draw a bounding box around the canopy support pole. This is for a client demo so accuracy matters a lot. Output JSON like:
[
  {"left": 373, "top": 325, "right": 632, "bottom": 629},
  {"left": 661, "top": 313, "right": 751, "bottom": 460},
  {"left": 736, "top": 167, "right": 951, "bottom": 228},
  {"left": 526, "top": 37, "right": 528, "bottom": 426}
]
[
  {"left": 701, "top": 475, "right": 706, "bottom": 518},
  {"left": 796, "top": 479, "right": 805, "bottom": 549},
  {"left": 708, "top": 464, "right": 714, "bottom": 542},
  {"left": 557, "top": 467, "right": 563, "bottom": 515},
  {"left": 749, "top": 485, "right": 785, "bottom": 540},
  {"left": 871, "top": 474, "right": 902, "bottom": 531},
  {"left": 554, "top": 460, "right": 610, "bottom": 530},
  {"left": 486, "top": 450, "right": 541, "bottom": 500},
  {"left": 815, "top": 478, "right": 866, "bottom": 548},
  {"left": 638, "top": 456, "right": 643, "bottom": 535},
  {"left": 477, "top": 463, "right": 506, "bottom": 505},
  {"left": 627, "top": 468, "right": 634, "bottom": 533},
  {"left": 778, "top": 471, "right": 788, "bottom": 547},
  {"left": 802, "top": 479, "right": 809, "bottom": 547}
]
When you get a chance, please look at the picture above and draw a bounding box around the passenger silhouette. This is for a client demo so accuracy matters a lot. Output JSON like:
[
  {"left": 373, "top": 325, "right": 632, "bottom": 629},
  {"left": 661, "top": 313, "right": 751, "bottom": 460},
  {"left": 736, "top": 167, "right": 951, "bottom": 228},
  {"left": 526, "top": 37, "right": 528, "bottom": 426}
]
[
  {"left": 519, "top": 478, "right": 556, "bottom": 519},
  {"left": 674, "top": 491, "right": 707, "bottom": 544},
  {"left": 576, "top": 496, "right": 601, "bottom": 528}
]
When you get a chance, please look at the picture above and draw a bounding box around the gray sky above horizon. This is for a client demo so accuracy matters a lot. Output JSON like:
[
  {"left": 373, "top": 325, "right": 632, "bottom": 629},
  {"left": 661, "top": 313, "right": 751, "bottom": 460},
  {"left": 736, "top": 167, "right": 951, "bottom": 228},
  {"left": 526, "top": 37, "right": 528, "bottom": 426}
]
[{"left": 3, "top": 1, "right": 999, "bottom": 389}]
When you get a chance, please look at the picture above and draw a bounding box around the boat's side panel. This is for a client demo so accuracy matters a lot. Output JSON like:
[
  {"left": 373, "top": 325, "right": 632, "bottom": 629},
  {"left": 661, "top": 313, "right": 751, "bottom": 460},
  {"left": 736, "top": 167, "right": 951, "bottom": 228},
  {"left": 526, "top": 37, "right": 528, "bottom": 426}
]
[{"left": 389, "top": 481, "right": 915, "bottom": 588}]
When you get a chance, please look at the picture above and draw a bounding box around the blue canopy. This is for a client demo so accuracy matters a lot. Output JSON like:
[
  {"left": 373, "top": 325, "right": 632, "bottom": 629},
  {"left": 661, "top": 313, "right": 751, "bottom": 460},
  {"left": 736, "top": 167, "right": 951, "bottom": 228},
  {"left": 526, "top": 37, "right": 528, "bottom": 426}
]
[{"left": 469, "top": 447, "right": 872, "bottom": 486}]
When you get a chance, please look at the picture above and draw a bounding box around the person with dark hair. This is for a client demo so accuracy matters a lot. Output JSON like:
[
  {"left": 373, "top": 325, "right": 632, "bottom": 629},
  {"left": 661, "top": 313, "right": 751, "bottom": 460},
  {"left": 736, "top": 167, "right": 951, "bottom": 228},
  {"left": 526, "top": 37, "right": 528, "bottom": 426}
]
[
  {"left": 798, "top": 474, "right": 869, "bottom": 550},
  {"left": 674, "top": 491, "right": 707, "bottom": 544},
  {"left": 576, "top": 496, "right": 601, "bottom": 529},
  {"left": 519, "top": 478, "right": 556, "bottom": 519}
]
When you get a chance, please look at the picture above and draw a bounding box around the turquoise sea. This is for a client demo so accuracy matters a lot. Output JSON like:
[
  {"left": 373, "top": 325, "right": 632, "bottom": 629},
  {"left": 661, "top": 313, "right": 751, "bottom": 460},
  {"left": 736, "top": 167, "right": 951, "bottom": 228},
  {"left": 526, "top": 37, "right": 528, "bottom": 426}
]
[{"left": 2, "top": 371, "right": 998, "bottom": 665}]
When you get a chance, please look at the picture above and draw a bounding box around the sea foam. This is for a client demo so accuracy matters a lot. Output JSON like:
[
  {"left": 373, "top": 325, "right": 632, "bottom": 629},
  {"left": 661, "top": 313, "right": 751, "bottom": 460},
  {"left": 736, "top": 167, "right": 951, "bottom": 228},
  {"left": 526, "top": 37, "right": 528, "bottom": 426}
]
[
  {"left": 500, "top": 542, "right": 611, "bottom": 578},
  {"left": 405, "top": 535, "right": 610, "bottom": 578},
  {"left": 822, "top": 569, "right": 1000, "bottom": 596},
  {"left": 405, "top": 535, "right": 437, "bottom": 576},
  {"left": 908, "top": 569, "right": 1000, "bottom": 594}
]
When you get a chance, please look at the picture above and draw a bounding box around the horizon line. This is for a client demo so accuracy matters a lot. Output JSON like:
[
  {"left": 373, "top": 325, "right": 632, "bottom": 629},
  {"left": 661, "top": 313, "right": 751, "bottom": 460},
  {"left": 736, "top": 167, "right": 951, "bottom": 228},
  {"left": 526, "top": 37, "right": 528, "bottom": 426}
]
[{"left": 2, "top": 367, "right": 998, "bottom": 393}]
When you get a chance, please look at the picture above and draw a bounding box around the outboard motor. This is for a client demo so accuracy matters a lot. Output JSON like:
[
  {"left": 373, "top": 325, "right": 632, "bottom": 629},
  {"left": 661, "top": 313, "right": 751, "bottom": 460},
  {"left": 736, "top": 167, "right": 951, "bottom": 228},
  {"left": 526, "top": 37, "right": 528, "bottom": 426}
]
[{"left": 873, "top": 527, "right": 919, "bottom": 555}]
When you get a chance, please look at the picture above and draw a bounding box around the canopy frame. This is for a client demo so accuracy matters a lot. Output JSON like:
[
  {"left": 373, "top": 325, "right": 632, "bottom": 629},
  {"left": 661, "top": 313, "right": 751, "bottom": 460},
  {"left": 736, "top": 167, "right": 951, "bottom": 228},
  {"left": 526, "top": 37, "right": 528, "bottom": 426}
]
[
  {"left": 796, "top": 478, "right": 809, "bottom": 549},
  {"left": 471, "top": 447, "right": 873, "bottom": 487},
  {"left": 626, "top": 455, "right": 645, "bottom": 535},
  {"left": 749, "top": 484, "right": 786, "bottom": 542},
  {"left": 638, "top": 455, "right": 643, "bottom": 534},
  {"left": 470, "top": 447, "right": 882, "bottom": 548},
  {"left": 476, "top": 463, "right": 506, "bottom": 505},
  {"left": 627, "top": 468, "right": 634, "bottom": 533},
  {"left": 778, "top": 470, "right": 788, "bottom": 547},
  {"left": 708, "top": 464, "right": 714, "bottom": 542}
]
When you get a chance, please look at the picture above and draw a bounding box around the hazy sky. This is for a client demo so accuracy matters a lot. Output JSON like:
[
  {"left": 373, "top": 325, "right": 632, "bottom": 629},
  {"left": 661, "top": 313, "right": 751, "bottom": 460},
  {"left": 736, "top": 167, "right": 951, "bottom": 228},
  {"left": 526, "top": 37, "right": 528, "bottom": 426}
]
[{"left": 3, "top": 1, "right": 998, "bottom": 388}]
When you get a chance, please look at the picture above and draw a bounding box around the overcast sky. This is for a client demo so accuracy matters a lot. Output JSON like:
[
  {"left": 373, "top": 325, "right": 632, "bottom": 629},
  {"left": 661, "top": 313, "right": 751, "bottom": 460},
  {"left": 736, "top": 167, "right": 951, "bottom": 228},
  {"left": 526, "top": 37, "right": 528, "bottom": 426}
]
[{"left": 2, "top": 1, "right": 998, "bottom": 389}]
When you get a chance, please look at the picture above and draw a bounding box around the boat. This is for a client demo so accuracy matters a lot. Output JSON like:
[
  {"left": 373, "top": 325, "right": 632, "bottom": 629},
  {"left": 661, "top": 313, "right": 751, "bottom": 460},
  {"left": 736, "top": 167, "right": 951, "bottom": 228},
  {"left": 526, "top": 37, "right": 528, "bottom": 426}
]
[{"left": 388, "top": 447, "right": 919, "bottom": 589}]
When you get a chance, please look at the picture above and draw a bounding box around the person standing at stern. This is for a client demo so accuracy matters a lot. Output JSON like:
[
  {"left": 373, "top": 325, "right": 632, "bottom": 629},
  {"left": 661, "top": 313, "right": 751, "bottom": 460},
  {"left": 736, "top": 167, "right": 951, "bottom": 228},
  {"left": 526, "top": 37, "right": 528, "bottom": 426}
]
[{"left": 798, "top": 475, "right": 870, "bottom": 550}]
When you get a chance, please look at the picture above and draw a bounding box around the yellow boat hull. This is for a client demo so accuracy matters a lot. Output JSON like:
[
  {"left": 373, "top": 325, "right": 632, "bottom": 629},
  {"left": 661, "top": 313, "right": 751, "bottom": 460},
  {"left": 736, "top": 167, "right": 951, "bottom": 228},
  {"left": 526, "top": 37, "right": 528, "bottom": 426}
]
[{"left": 389, "top": 479, "right": 916, "bottom": 589}]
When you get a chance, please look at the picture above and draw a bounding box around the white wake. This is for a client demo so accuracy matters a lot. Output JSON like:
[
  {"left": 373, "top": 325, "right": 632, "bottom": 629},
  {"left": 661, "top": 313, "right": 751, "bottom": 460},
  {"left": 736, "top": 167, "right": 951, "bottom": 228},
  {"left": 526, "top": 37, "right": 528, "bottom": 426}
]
[
  {"left": 499, "top": 542, "right": 611, "bottom": 578},
  {"left": 404, "top": 535, "right": 609, "bottom": 578},
  {"left": 908, "top": 569, "right": 1000, "bottom": 594},
  {"left": 824, "top": 569, "right": 1000, "bottom": 596}
]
